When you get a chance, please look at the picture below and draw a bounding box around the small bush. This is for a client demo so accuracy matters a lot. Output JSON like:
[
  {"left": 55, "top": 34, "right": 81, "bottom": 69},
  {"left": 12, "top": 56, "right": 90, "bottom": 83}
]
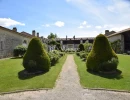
[
  {"left": 84, "top": 42, "right": 93, "bottom": 53},
  {"left": 55, "top": 43, "right": 62, "bottom": 51},
  {"left": 78, "top": 44, "right": 85, "bottom": 51},
  {"left": 13, "top": 45, "right": 27, "bottom": 57},
  {"left": 76, "top": 52, "right": 80, "bottom": 56},
  {"left": 48, "top": 50, "right": 62, "bottom": 66},
  {"left": 99, "top": 57, "right": 119, "bottom": 72},
  {"left": 59, "top": 52, "right": 64, "bottom": 57},
  {"left": 79, "top": 51, "right": 87, "bottom": 59}
]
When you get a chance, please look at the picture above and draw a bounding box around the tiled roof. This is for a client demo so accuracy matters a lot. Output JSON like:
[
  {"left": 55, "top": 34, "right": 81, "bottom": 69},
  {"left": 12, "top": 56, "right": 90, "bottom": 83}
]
[
  {"left": 0, "top": 26, "right": 33, "bottom": 38},
  {"left": 21, "top": 31, "right": 34, "bottom": 38},
  {"left": 107, "top": 28, "right": 130, "bottom": 37},
  {"left": 56, "top": 37, "right": 94, "bottom": 40}
]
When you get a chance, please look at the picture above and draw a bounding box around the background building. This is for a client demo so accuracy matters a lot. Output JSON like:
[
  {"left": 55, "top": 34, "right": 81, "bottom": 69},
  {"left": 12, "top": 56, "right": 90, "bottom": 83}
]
[
  {"left": 0, "top": 26, "right": 40, "bottom": 58},
  {"left": 106, "top": 28, "right": 130, "bottom": 53},
  {"left": 56, "top": 37, "right": 94, "bottom": 51}
]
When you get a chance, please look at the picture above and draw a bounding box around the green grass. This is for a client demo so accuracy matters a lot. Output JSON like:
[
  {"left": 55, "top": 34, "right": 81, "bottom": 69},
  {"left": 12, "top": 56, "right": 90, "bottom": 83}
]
[
  {"left": 0, "top": 55, "right": 67, "bottom": 93},
  {"left": 74, "top": 54, "right": 130, "bottom": 91}
]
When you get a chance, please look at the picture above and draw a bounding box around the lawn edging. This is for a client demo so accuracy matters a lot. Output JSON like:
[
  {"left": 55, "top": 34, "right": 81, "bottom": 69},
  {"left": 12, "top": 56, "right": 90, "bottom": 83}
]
[
  {"left": 83, "top": 87, "right": 130, "bottom": 93},
  {"left": 0, "top": 88, "right": 50, "bottom": 95}
]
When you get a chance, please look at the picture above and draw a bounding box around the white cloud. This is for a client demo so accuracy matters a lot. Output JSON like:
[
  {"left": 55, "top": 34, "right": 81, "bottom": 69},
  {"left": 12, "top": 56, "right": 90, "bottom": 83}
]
[
  {"left": 95, "top": 26, "right": 102, "bottom": 29},
  {"left": 0, "top": 18, "right": 25, "bottom": 27},
  {"left": 55, "top": 21, "right": 64, "bottom": 27},
  {"left": 78, "top": 26, "right": 84, "bottom": 29},
  {"left": 79, "top": 21, "right": 91, "bottom": 28},
  {"left": 42, "top": 24, "right": 50, "bottom": 27},
  {"left": 82, "top": 21, "right": 87, "bottom": 25}
]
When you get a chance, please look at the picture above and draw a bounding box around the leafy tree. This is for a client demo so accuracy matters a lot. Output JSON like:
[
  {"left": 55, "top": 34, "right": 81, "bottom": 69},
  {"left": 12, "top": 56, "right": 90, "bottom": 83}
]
[
  {"left": 48, "top": 39, "right": 57, "bottom": 45},
  {"left": 47, "top": 33, "right": 57, "bottom": 39}
]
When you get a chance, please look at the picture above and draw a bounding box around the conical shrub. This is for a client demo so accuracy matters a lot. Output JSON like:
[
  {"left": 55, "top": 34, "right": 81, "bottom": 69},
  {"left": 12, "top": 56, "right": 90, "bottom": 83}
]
[
  {"left": 23, "top": 37, "right": 50, "bottom": 72},
  {"left": 78, "top": 43, "right": 85, "bottom": 51},
  {"left": 86, "top": 34, "right": 118, "bottom": 72}
]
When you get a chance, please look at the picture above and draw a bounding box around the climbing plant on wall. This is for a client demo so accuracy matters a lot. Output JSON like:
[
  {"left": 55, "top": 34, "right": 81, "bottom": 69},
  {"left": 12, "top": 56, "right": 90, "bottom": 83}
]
[{"left": 111, "top": 39, "right": 122, "bottom": 54}]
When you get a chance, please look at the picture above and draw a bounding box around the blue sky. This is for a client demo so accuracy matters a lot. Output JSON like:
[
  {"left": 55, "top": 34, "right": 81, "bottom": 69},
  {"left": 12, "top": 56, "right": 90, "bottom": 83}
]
[{"left": 0, "top": 0, "right": 130, "bottom": 38}]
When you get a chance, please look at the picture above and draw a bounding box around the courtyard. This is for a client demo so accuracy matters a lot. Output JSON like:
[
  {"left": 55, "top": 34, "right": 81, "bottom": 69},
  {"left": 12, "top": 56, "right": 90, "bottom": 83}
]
[{"left": 0, "top": 55, "right": 130, "bottom": 100}]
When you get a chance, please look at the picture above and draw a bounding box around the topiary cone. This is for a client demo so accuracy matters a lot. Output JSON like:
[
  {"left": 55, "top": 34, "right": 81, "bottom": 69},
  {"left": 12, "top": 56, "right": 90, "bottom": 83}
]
[
  {"left": 23, "top": 37, "right": 51, "bottom": 72},
  {"left": 86, "top": 34, "right": 118, "bottom": 72}
]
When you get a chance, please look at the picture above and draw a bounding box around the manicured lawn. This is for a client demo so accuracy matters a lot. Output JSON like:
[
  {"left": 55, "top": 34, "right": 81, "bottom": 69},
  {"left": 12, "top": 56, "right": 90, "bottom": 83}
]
[
  {"left": 0, "top": 55, "right": 67, "bottom": 93},
  {"left": 74, "top": 54, "right": 130, "bottom": 91}
]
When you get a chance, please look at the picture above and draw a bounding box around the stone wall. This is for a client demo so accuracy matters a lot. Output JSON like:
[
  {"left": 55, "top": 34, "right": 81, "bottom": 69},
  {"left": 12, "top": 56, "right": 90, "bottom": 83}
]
[
  {"left": 0, "top": 29, "right": 31, "bottom": 58},
  {"left": 107, "top": 34, "right": 121, "bottom": 42}
]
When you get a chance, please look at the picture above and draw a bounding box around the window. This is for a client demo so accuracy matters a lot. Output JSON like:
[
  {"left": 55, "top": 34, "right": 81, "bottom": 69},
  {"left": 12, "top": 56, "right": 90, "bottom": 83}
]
[{"left": 23, "top": 40, "right": 27, "bottom": 47}]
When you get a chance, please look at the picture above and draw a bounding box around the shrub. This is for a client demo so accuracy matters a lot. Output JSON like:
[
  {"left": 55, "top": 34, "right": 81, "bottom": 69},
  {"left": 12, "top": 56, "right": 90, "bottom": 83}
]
[
  {"left": 13, "top": 45, "right": 27, "bottom": 57},
  {"left": 84, "top": 42, "right": 93, "bottom": 53},
  {"left": 23, "top": 37, "right": 50, "bottom": 72},
  {"left": 86, "top": 34, "right": 118, "bottom": 72},
  {"left": 78, "top": 43, "right": 85, "bottom": 51},
  {"left": 48, "top": 50, "right": 61, "bottom": 66},
  {"left": 55, "top": 43, "right": 62, "bottom": 51},
  {"left": 79, "top": 51, "right": 87, "bottom": 59},
  {"left": 99, "top": 57, "right": 119, "bottom": 72},
  {"left": 59, "top": 52, "right": 64, "bottom": 57},
  {"left": 111, "top": 39, "right": 122, "bottom": 53},
  {"left": 76, "top": 52, "right": 80, "bottom": 56}
]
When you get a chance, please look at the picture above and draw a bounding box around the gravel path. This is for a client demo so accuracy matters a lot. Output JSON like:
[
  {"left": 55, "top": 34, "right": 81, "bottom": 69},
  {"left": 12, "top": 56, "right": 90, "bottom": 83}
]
[{"left": 0, "top": 55, "right": 130, "bottom": 100}]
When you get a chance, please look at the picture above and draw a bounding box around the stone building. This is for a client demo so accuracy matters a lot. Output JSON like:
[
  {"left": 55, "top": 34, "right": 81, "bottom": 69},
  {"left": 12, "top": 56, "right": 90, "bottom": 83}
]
[
  {"left": 105, "top": 28, "right": 130, "bottom": 53},
  {"left": 0, "top": 26, "right": 40, "bottom": 58}
]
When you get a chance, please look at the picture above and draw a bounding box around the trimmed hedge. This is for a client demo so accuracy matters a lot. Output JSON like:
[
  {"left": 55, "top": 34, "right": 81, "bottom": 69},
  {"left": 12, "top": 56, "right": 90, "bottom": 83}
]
[
  {"left": 23, "top": 37, "right": 51, "bottom": 72},
  {"left": 86, "top": 34, "right": 118, "bottom": 72},
  {"left": 13, "top": 45, "right": 27, "bottom": 57}
]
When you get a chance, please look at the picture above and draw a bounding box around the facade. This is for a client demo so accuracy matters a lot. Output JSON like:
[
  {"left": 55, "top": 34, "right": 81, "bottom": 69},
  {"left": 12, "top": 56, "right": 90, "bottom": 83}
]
[
  {"left": 56, "top": 37, "right": 94, "bottom": 51},
  {"left": 0, "top": 26, "right": 40, "bottom": 58},
  {"left": 105, "top": 28, "right": 130, "bottom": 53}
]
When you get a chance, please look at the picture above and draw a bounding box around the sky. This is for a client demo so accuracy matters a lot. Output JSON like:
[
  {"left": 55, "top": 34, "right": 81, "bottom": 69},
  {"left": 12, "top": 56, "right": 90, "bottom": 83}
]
[{"left": 0, "top": 0, "right": 130, "bottom": 38}]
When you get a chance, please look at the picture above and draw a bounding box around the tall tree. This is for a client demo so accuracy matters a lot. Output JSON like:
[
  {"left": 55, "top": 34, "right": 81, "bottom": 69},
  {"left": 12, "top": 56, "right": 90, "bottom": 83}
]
[{"left": 47, "top": 33, "right": 57, "bottom": 39}]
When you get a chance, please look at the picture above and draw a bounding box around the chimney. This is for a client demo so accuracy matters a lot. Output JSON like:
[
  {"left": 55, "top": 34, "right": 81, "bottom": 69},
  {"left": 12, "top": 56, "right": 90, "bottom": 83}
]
[
  {"left": 105, "top": 30, "right": 109, "bottom": 36},
  {"left": 12, "top": 27, "right": 17, "bottom": 32},
  {"left": 37, "top": 32, "right": 39, "bottom": 37},
  {"left": 32, "top": 30, "right": 36, "bottom": 36},
  {"left": 66, "top": 35, "right": 67, "bottom": 40}
]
